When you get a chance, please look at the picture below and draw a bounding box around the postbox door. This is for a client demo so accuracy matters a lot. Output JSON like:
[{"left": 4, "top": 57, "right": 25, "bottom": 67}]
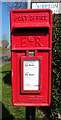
[{"left": 12, "top": 49, "right": 51, "bottom": 106}]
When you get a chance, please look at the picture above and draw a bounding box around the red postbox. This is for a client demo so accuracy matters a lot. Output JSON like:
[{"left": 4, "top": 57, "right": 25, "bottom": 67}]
[{"left": 10, "top": 9, "right": 52, "bottom": 106}]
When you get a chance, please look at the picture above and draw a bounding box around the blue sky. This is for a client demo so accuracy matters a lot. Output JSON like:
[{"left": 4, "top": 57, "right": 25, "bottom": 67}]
[
  {"left": 2, "top": 2, "right": 27, "bottom": 46},
  {"left": 2, "top": 3, "right": 10, "bottom": 44}
]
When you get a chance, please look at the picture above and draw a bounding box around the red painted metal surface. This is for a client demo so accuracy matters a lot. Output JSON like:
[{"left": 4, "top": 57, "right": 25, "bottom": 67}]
[{"left": 10, "top": 9, "right": 52, "bottom": 106}]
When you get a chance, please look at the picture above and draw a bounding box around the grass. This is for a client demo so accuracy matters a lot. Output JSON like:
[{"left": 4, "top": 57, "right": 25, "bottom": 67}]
[
  {"left": 1, "top": 63, "right": 25, "bottom": 120},
  {"left": 1, "top": 63, "right": 43, "bottom": 120}
]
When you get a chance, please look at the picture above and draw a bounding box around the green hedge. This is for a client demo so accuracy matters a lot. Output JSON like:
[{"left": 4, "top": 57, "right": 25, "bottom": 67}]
[
  {"left": 52, "top": 14, "right": 61, "bottom": 119},
  {"left": 41, "top": 14, "right": 61, "bottom": 120}
]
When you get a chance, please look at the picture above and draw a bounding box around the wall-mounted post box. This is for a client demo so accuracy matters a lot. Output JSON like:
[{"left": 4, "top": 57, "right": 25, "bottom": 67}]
[{"left": 10, "top": 9, "right": 52, "bottom": 106}]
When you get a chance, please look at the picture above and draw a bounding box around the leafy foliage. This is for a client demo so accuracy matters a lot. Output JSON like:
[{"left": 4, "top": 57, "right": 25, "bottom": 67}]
[
  {"left": 38, "top": 14, "right": 61, "bottom": 120},
  {"left": 52, "top": 13, "right": 61, "bottom": 117},
  {"left": 2, "top": 40, "right": 9, "bottom": 49},
  {"left": 46, "top": 13, "right": 61, "bottom": 120}
]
